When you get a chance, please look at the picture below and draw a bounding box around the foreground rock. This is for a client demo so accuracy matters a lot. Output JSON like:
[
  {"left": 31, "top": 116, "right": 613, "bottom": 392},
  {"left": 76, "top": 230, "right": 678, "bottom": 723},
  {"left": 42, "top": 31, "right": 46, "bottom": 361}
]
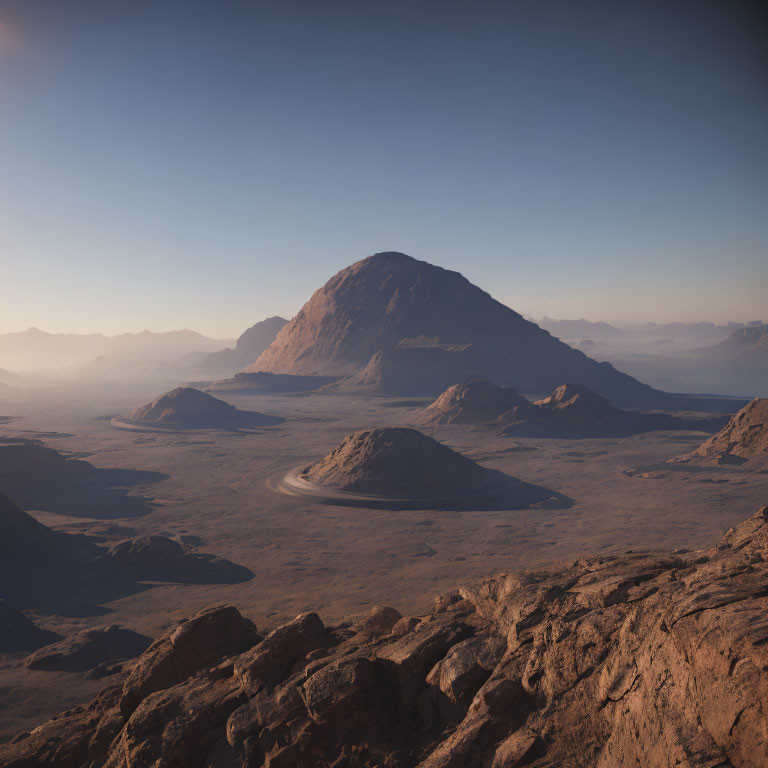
[
  {"left": 114, "top": 387, "right": 282, "bottom": 430},
  {"left": 249, "top": 251, "right": 735, "bottom": 411},
  {"left": 288, "top": 427, "right": 564, "bottom": 509},
  {"left": 5, "top": 506, "right": 768, "bottom": 767},
  {"left": 673, "top": 397, "right": 768, "bottom": 467}
]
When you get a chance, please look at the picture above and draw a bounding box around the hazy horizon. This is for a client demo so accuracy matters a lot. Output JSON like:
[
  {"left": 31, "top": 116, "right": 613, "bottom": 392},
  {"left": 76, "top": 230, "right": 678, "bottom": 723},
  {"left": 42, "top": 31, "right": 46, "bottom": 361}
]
[{"left": 1, "top": 1, "right": 766, "bottom": 336}]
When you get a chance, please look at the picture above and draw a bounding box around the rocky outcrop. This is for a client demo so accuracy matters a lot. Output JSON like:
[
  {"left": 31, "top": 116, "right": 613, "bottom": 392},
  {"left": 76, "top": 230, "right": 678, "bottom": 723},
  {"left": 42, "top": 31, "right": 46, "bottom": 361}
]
[
  {"left": 7, "top": 506, "right": 768, "bottom": 767},
  {"left": 116, "top": 387, "right": 282, "bottom": 429},
  {"left": 247, "top": 251, "right": 730, "bottom": 411},
  {"left": 197, "top": 317, "right": 288, "bottom": 374},
  {"left": 26, "top": 625, "right": 151, "bottom": 673},
  {"left": 417, "top": 380, "right": 536, "bottom": 426},
  {"left": 418, "top": 382, "right": 725, "bottom": 438},
  {"left": 673, "top": 397, "right": 768, "bottom": 467}
]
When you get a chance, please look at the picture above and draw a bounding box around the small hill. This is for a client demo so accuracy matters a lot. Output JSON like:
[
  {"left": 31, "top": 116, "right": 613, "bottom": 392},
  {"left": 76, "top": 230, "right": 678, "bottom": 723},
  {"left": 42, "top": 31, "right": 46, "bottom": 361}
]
[
  {"left": 674, "top": 397, "right": 768, "bottom": 466},
  {"left": 197, "top": 317, "right": 288, "bottom": 374},
  {"left": 0, "top": 491, "right": 253, "bottom": 612},
  {"left": 417, "top": 379, "right": 535, "bottom": 426},
  {"left": 248, "top": 251, "right": 729, "bottom": 410},
  {"left": 116, "top": 387, "right": 282, "bottom": 429},
  {"left": 288, "top": 427, "right": 565, "bottom": 509},
  {"left": 533, "top": 382, "right": 618, "bottom": 423},
  {"left": 501, "top": 383, "right": 726, "bottom": 438},
  {"left": 301, "top": 427, "right": 488, "bottom": 496},
  {"left": 26, "top": 625, "right": 151, "bottom": 673}
]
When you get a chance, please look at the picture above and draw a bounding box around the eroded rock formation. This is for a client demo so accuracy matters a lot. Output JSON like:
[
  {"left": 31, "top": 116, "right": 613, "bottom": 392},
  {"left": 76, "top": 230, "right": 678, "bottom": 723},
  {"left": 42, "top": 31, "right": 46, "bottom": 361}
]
[
  {"left": 6, "top": 507, "right": 768, "bottom": 767},
  {"left": 417, "top": 380, "right": 535, "bottom": 426},
  {"left": 674, "top": 397, "right": 768, "bottom": 467}
]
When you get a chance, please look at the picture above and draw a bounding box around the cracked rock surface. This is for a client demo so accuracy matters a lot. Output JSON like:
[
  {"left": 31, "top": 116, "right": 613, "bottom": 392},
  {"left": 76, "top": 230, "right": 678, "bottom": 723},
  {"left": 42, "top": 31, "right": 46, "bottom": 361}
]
[{"left": 4, "top": 507, "right": 768, "bottom": 768}]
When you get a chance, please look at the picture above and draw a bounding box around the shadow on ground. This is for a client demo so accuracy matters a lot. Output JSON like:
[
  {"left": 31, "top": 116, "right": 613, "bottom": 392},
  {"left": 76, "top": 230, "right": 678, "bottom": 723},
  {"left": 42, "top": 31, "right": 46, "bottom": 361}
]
[{"left": 0, "top": 439, "right": 167, "bottom": 518}]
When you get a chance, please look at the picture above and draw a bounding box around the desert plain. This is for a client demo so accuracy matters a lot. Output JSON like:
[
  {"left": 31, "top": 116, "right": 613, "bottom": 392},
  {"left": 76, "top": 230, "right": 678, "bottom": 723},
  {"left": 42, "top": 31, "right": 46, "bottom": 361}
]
[{"left": 1, "top": 380, "right": 764, "bottom": 742}]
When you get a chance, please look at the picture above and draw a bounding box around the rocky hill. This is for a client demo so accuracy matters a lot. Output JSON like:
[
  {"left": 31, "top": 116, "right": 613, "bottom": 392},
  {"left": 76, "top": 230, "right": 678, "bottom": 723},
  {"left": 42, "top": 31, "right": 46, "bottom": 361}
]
[
  {"left": 282, "top": 427, "right": 563, "bottom": 510},
  {"left": 417, "top": 380, "right": 536, "bottom": 426},
  {"left": 674, "top": 397, "right": 768, "bottom": 467},
  {"left": 198, "top": 317, "right": 288, "bottom": 374},
  {"left": 4, "top": 506, "right": 768, "bottom": 768},
  {"left": 248, "top": 252, "right": 702, "bottom": 410},
  {"left": 301, "top": 427, "right": 489, "bottom": 496},
  {"left": 417, "top": 381, "right": 725, "bottom": 438},
  {"left": 0, "top": 490, "right": 252, "bottom": 614},
  {"left": 117, "top": 387, "right": 282, "bottom": 429}
]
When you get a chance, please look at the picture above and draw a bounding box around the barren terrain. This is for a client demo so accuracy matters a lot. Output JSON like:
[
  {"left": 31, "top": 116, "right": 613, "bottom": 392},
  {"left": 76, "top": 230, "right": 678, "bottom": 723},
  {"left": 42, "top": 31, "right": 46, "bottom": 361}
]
[{"left": 1, "top": 383, "right": 766, "bottom": 742}]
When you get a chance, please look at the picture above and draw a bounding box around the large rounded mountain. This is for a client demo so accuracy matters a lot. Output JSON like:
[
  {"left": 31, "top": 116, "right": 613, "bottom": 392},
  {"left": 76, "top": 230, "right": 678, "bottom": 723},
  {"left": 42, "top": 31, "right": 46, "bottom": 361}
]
[{"left": 249, "top": 252, "right": 721, "bottom": 410}]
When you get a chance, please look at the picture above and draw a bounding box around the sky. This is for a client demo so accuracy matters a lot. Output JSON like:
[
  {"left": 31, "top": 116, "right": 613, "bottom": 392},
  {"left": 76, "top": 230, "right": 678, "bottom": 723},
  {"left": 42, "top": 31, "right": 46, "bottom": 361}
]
[{"left": 0, "top": 0, "right": 766, "bottom": 337}]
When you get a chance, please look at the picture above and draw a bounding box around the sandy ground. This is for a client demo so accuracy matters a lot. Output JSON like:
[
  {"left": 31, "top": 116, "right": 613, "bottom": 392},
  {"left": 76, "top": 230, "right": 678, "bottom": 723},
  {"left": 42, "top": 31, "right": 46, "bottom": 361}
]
[{"left": 1, "top": 383, "right": 766, "bottom": 741}]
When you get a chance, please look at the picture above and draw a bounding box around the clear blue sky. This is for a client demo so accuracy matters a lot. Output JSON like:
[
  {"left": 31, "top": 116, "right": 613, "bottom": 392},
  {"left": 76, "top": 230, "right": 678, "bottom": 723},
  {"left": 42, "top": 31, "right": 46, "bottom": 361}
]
[{"left": 1, "top": 0, "right": 766, "bottom": 336}]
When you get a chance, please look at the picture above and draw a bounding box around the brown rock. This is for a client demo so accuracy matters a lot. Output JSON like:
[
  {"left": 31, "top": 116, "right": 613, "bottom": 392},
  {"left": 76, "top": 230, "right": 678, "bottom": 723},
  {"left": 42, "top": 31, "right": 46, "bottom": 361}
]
[
  {"left": 120, "top": 605, "right": 259, "bottom": 716},
  {"left": 248, "top": 251, "right": 679, "bottom": 409},
  {"left": 6, "top": 508, "right": 768, "bottom": 768},
  {"left": 674, "top": 397, "right": 768, "bottom": 467}
]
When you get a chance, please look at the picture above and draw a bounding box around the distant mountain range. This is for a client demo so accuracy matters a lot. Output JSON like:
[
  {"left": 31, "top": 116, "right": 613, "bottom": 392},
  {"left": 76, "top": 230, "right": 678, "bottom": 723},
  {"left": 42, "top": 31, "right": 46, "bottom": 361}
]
[{"left": 0, "top": 327, "right": 232, "bottom": 373}]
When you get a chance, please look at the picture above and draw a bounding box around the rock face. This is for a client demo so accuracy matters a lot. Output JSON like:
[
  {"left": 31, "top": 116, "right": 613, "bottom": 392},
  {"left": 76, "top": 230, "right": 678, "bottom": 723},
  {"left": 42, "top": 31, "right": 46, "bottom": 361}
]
[
  {"left": 5, "top": 507, "right": 768, "bottom": 768},
  {"left": 301, "top": 427, "right": 488, "bottom": 496},
  {"left": 674, "top": 397, "right": 768, "bottom": 467},
  {"left": 198, "top": 317, "right": 288, "bottom": 374},
  {"left": 118, "top": 387, "right": 281, "bottom": 429},
  {"left": 26, "top": 625, "right": 151, "bottom": 673},
  {"left": 249, "top": 252, "right": 704, "bottom": 409},
  {"left": 417, "top": 380, "right": 535, "bottom": 426}
]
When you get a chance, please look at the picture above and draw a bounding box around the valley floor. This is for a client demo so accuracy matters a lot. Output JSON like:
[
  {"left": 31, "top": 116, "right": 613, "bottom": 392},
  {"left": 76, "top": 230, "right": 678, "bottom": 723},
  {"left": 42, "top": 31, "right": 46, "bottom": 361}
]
[{"left": 1, "top": 384, "right": 766, "bottom": 741}]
